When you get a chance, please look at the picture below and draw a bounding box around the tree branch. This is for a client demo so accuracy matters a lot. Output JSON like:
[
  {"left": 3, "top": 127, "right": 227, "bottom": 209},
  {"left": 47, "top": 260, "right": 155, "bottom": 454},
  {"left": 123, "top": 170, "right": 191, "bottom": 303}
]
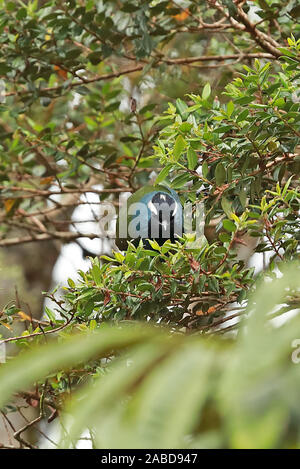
[{"left": 4, "top": 53, "right": 275, "bottom": 98}]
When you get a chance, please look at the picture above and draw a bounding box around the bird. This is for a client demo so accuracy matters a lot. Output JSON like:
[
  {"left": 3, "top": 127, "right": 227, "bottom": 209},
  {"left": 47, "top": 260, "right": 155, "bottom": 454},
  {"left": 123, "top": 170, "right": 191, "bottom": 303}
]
[{"left": 116, "top": 185, "right": 183, "bottom": 251}]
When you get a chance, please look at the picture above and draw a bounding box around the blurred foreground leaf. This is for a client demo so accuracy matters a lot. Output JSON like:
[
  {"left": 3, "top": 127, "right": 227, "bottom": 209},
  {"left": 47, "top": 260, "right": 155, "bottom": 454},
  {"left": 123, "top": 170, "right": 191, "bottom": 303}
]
[{"left": 0, "top": 263, "right": 300, "bottom": 448}]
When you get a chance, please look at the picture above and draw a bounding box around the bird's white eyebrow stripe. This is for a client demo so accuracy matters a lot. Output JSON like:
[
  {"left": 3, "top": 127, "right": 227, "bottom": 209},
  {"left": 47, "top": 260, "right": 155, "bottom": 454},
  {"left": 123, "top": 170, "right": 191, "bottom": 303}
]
[
  {"left": 172, "top": 203, "right": 178, "bottom": 216},
  {"left": 148, "top": 200, "right": 158, "bottom": 215}
]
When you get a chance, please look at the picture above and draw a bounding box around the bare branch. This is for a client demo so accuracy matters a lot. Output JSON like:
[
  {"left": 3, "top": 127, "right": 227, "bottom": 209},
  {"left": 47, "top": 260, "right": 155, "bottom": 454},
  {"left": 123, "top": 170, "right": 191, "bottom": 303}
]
[{"left": 4, "top": 53, "right": 276, "bottom": 98}]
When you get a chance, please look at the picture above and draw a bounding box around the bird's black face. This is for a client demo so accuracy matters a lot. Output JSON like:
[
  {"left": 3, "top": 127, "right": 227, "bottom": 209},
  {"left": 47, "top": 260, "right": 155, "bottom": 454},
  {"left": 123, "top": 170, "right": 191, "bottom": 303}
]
[{"left": 147, "top": 192, "right": 178, "bottom": 244}]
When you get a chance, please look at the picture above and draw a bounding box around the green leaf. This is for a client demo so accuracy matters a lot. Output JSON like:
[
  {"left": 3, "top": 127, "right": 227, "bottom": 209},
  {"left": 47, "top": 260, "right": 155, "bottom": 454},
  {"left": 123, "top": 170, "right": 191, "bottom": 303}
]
[
  {"left": 173, "top": 135, "right": 187, "bottom": 161},
  {"left": 202, "top": 161, "right": 209, "bottom": 178},
  {"left": 234, "top": 96, "right": 254, "bottom": 105},
  {"left": 214, "top": 125, "right": 232, "bottom": 134},
  {"left": 91, "top": 264, "right": 102, "bottom": 286},
  {"left": 16, "top": 7, "right": 27, "bottom": 19},
  {"left": 88, "top": 51, "right": 102, "bottom": 65},
  {"left": 215, "top": 162, "right": 226, "bottom": 185},
  {"left": 176, "top": 98, "right": 188, "bottom": 116},
  {"left": 139, "top": 103, "right": 156, "bottom": 114},
  {"left": 114, "top": 251, "right": 125, "bottom": 263},
  {"left": 236, "top": 109, "right": 249, "bottom": 123},
  {"left": 221, "top": 196, "right": 232, "bottom": 217},
  {"left": 68, "top": 278, "right": 75, "bottom": 288},
  {"left": 44, "top": 306, "right": 56, "bottom": 322},
  {"left": 0, "top": 327, "right": 156, "bottom": 409},
  {"left": 187, "top": 147, "right": 198, "bottom": 170},
  {"left": 202, "top": 83, "right": 211, "bottom": 100},
  {"left": 179, "top": 122, "right": 193, "bottom": 133},
  {"left": 89, "top": 319, "right": 97, "bottom": 330},
  {"left": 0, "top": 63, "right": 11, "bottom": 74},
  {"left": 227, "top": 100, "right": 234, "bottom": 118},
  {"left": 171, "top": 172, "right": 191, "bottom": 189},
  {"left": 148, "top": 240, "right": 161, "bottom": 251},
  {"left": 155, "top": 163, "right": 173, "bottom": 185},
  {"left": 222, "top": 219, "right": 236, "bottom": 232}
]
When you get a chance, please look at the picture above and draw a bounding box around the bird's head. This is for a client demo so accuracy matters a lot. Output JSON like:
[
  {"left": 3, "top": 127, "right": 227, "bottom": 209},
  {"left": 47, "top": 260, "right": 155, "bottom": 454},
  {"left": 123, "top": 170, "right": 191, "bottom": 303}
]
[{"left": 116, "top": 185, "right": 183, "bottom": 251}]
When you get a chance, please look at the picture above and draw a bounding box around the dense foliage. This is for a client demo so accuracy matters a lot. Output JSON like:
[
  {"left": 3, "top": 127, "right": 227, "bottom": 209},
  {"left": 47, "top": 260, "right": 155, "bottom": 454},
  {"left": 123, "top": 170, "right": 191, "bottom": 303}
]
[
  {"left": 62, "top": 50, "right": 300, "bottom": 330},
  {"left": 1, "top": 263, "right": 300, "bottom": 448}
]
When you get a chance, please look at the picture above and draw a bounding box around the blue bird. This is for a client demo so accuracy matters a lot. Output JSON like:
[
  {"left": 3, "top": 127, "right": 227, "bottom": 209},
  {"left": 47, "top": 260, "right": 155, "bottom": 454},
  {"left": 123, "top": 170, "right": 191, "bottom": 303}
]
[{"left": 116, "top": 185, "right": 183, "bottom": 251}]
